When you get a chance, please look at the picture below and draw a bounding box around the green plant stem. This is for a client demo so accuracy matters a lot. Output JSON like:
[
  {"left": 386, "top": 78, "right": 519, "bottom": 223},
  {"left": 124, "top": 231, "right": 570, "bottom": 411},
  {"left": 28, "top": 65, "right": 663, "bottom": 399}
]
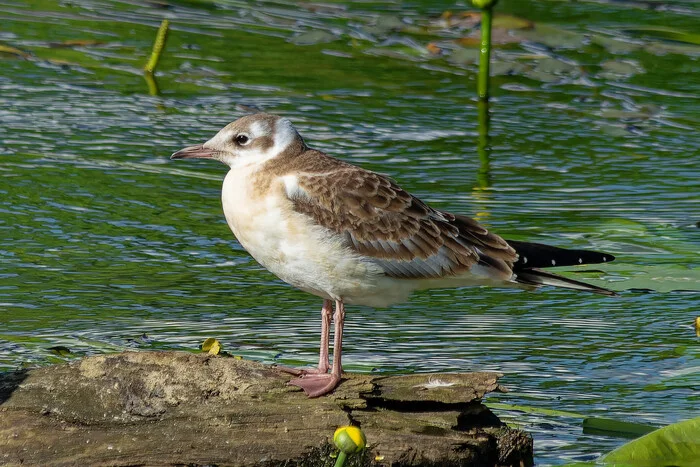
[
  {"left": 143, "top": 72, "right": 159, "bottom": 96},
  {"left": 477, "top": 7, "right": 493, "bottom": 101},
  {"left": 144, "top": 19, "right": 169, "bottom": 74},
  {"left": 333, "top": 451, "right": 347, "bottom": 467}
]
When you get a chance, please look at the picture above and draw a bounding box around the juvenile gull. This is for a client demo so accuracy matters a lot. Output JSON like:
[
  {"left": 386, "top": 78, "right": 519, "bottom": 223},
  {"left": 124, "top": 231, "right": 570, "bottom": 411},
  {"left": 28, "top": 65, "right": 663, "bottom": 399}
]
[{"left": 171, "top": 113, "right": 615, "bottom": 397}]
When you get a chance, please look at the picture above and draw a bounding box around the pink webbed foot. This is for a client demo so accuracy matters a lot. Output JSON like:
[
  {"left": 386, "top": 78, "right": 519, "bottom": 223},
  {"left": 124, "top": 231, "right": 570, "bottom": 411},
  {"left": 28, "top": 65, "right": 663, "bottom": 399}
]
[{"left": 288, "top": 373, "right": 342, "bottom": 398}]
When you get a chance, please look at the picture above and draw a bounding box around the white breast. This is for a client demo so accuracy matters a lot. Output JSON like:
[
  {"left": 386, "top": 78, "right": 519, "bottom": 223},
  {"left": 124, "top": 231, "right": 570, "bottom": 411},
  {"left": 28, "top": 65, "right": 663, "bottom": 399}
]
[{"left": 220, "top": 169, "right": 413, "bottom": 307}]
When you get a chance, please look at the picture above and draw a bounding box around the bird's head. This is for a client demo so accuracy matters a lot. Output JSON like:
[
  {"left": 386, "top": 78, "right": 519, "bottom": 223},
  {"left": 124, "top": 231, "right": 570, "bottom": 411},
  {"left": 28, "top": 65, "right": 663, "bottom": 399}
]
[{"left": 171, "top": 113, "right": 305, "bottom": 169}]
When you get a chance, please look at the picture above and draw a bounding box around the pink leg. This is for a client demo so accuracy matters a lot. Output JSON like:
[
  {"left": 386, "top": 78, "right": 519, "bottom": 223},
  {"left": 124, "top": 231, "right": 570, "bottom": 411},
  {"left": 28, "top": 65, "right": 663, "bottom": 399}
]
[
  {"left": 316, "top": 299, "right": 332, "bottom": 374},
  {"left": 277, "top": 299, "right": 332, "bottom": 376},
  {"left": 288, "top": 300, "right": 345, "bottom": 398},
  {"left": 328, "top": 299, "right": 345, "bottom": 379}
]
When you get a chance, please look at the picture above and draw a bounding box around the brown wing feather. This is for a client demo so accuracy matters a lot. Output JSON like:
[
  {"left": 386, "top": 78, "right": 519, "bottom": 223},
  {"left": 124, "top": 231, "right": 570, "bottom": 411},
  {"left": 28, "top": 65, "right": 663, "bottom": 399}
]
[{"left": 286, "top": 155, "right": 517, "bottom": 280}]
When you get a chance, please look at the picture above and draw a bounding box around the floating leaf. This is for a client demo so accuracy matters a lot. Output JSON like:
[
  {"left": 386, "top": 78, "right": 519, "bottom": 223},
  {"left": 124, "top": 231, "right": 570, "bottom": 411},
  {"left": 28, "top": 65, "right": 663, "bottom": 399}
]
[
  {"left": 201, "top": 338, "right": 222, "bottom": 355},
  {"left": 620, "top": 26, "right": 700, "bottom": 46},
  {"left": 365, "top": 38, "right": 429, "bottom": 61},
  {"left": 49, "top": 39, "right": 104, "bottom": 48},
  {"left": 644, "top": 41, "right": 700, "bottom": 56},
  {"left": 457, "top": 27, "right": 526, "bottom": 46},
  {"left": 536, "top": 57, "right": 579, "bottom": 75},
  {"left": 602, "top": 417, "right": 700, "bottom": 467},
  {"left": 493, "top": 14, "right": 534, "bottom": 31},
  {"left": 434, "top": 12, "right": 532, "bottom": 31},
  {"left": 583, "top": 417, "right": 657, "bottom": 439},
  {"left": 490, "top": 59, "right": 527, "bottom": 76},
  {"left": 370, "top": 15, "right": 406, "bottom": 35},
  {"left": 448, "top": 47, "right": 481, "bottom": 65},
  {"left": 598, "top": 59, "right": 644, "bottom": 79},
  {"left": 289, "top": 30, "right": 338, "bottom": 46},
  {"left": 514, "top": 24, "right": 584, "bottom": 49},
  {"left": 0, "top": 43, "right": 31, "bottom": 59},
  {"left": 488, "top": 402, "right": 586, "bottom": 419},
  {"left": 432, "top": 11, "right": 478, "bottom": 29},
  {"left": 48, "top": 345, "right": 72, "bottom": 357},
  {"left": 524, "top": 68, "right": 564, "bottom": 83},
  {"left": 591, "top": 35, "right": 643, "bottom": 54}
]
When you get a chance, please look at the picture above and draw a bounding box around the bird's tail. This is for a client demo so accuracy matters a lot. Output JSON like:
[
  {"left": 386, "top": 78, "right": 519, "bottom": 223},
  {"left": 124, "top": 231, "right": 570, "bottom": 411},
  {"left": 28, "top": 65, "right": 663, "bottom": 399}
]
[{"left": 506, "top": 240, "right": 616, "bottom": 296}]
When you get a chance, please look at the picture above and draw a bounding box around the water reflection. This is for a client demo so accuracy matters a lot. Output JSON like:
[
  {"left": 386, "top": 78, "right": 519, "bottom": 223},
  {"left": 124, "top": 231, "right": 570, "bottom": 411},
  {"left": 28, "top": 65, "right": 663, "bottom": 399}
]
[{"left": 476, "top": 100, "right": 491, "bottom": 188}]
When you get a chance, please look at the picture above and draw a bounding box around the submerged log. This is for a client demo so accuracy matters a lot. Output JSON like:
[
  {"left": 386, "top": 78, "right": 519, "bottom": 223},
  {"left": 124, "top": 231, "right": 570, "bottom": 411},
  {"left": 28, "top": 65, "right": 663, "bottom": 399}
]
[{"left": 0, "top": 351, "right": 532, "bottom": 466}]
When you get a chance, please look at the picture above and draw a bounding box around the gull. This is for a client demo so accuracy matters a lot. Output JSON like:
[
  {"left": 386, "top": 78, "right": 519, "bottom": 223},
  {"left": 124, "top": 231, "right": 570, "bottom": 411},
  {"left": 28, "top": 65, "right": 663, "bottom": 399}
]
[{"left": 171, "top": 113, "right": 615, "bottom": 397}]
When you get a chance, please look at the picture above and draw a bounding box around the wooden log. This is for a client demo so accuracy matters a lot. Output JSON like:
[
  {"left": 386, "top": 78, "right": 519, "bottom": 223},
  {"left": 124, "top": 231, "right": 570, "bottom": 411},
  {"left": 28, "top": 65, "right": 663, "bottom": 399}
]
[{"left": 0, "top": 351, "right": 532, "bottom": 466}]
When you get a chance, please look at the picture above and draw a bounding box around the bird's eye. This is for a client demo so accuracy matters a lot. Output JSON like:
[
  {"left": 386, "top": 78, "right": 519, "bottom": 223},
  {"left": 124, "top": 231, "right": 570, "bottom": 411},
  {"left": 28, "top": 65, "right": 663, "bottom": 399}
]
[{"left": 235, "top": 134, "right": 250, "bottom": 145}]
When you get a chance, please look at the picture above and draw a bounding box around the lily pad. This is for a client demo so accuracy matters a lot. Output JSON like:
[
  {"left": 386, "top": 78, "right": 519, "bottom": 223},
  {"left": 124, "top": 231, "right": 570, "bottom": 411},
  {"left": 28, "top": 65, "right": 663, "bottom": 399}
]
[
  {"left": 583, "top": 417, "right": 657, "bottom": 439},
  {"left": 591, "top": 35, "right": 643, "bottom": 54},
  {"left": 490, "top": 59, "right": 527, "bottom": 76},
  {"left": 367, "top": 15, "right": 407, "bottom": 36},
  {"left": 514, "top": 24, "right": 584, "bottom": 49},
  {"left": 598, "top": 59, "right": 644, "bottom": 79},
  {"left": 603, "top": 417, "right": 700, "bottom": 467},
  {"left": 536, "top": 57, "right": 579, "bottom": 75},
  {"left": 290, "top": 30, "right": 338, "bottom": 46},
  {"left": 644, "top": 41, "right": 700, "bottom": 57},
  {"left": 432, "top": 12, "right": 533, "bottom": 31},
  {"left": 447, "top": 47, "right": 481, "bottom": 65},
  {"left": 620, "top": 26, "right": 700, "bottom": 46}
]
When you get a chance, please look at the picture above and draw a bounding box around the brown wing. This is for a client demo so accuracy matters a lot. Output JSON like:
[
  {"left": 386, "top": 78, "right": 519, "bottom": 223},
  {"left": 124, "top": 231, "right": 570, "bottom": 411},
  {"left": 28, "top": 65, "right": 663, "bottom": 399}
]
[{"left": 287, "top": 162, "right": 517, "bottom": 279}]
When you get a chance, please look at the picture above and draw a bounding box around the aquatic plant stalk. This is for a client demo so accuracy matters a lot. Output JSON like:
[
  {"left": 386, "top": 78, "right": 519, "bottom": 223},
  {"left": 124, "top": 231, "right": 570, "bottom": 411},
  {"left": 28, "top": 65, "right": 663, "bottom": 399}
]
[
  {"left": 477, "top": 6, "right": 493, "bottom": 100},
  {"left": 144, "top": 19, "right": 170, "bottom": 74},
  {"left": 144, "top": 72, "right": 159, "bottom": 96},
  {"left": 472, "top": 0, "right": 497, "bottom": 100}
]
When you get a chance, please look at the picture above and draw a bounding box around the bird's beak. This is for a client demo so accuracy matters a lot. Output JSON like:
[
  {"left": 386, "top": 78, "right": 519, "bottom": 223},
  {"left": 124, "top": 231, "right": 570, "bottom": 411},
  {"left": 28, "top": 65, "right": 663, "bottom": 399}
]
[{"left": 170, "top": 144, "right": 216, "bottom": 160}]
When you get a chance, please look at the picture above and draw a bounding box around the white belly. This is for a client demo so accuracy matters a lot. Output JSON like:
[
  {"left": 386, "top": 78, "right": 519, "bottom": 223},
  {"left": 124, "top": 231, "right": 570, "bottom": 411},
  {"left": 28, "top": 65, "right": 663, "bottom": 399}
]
[{"left": 220, "top": 170, "right": 413, "bottom": 307}]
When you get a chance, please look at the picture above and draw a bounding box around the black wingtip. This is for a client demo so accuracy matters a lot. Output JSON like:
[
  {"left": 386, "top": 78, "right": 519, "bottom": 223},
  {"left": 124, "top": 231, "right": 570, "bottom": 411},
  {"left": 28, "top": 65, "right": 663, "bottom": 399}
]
[{"left": 506, "top": 240, "right": 615, "bottom": 270}]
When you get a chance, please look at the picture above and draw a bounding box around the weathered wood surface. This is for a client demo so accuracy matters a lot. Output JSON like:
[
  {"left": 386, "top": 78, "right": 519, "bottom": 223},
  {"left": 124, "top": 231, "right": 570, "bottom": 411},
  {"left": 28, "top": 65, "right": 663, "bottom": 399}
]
[{"left": 0, "top": 351, "right": 532, "bottom": 466}]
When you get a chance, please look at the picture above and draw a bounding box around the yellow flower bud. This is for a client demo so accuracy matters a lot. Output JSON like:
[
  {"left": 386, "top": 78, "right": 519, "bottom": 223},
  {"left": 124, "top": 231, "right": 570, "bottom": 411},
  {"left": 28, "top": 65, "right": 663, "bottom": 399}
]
[{"left": 333, "top": 425, "right": 367, "bottom": 454}]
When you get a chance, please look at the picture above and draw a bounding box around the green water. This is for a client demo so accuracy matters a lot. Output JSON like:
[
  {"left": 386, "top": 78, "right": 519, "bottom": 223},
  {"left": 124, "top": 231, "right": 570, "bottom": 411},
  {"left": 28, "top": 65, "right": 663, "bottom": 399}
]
[{"left": 1, "top": 0, "right": 698, "bottom": 464}]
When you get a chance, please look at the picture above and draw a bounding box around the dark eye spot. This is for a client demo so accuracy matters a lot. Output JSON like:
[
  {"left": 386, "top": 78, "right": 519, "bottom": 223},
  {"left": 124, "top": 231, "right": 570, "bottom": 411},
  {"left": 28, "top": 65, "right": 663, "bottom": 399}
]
[{"left": 235, "top": 134, "right": 249, "bottom": 145}]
